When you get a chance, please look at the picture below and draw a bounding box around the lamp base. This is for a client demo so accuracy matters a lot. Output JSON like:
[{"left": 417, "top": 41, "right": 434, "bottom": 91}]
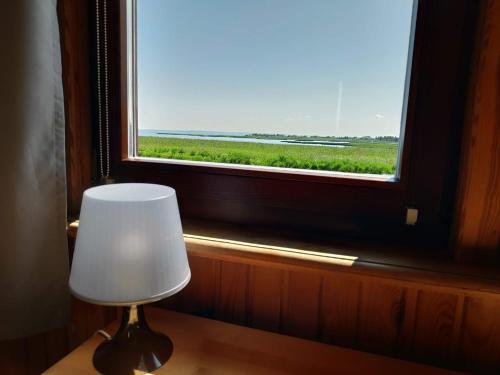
[{"left": 93, "top": 305, "right": 173, "bottom": 374}]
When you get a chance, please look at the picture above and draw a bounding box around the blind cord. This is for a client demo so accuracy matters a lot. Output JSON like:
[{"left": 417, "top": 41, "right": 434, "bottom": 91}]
[{"left": 96, "top": 0, "right": 111, "bottom": 182}]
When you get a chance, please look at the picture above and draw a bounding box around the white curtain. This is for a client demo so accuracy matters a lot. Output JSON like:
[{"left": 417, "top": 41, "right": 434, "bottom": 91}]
[{"left": 0, "top": 0, "right": 70, "bottom": 339}]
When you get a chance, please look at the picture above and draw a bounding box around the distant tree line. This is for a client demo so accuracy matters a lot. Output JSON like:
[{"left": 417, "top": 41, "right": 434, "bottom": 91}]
[{"left": 248, "top": 134, "right": 399, "bottom": 143}]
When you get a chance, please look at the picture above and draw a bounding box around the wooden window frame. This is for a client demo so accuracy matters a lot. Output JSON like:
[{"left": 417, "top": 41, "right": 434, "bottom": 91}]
[{"left": 95, "top": 0, "right": 479, "bottom": 250}]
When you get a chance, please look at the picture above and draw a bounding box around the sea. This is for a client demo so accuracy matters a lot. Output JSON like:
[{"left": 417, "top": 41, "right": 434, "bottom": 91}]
[{"left": 138, "top": 129, "right": 347, "bottom": 148}]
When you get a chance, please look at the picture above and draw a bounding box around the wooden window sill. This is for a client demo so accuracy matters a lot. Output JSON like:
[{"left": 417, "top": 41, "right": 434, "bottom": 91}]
[{"left": 68, "top": 219, "right": 500, "bottom": 298}]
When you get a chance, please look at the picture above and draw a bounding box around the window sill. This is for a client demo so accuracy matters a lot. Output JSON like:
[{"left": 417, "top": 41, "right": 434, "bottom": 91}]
[{"left": 68, "top": 219, "right": 500, "bottom": 297}]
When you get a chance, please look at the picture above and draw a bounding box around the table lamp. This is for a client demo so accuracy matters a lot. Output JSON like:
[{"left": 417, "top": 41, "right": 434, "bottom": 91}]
[{"left": 69, "top": 183, "right": 191, "bottom": 374}]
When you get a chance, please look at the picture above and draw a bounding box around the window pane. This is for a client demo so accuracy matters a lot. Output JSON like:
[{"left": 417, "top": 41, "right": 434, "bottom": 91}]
[{"left": 132, "top": 0, "right": 416, "bottom": 176}]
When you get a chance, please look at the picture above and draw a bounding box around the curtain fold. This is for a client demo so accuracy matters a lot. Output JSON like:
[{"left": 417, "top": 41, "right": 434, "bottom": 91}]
[{"left": 0, "top": 0, "right": 70, "bottom": 340}]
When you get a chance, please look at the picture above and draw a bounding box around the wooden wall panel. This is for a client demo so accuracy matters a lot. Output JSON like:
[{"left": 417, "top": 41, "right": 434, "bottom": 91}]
[
  {"left": 186, "top": 256, "right": 219, "bottom": 316},
  {"left": 0, "top": 338, "right": 26, "bottom": 374},
  {"left": 86, "top": 305, "right": 110, "bottom": 341},
  {"left": 0, "top": 299, "right": 116, "bottom": 375},
  {"left": 67, "top": 299, "right": 91, "bottom": 351},
  {"left": 453, "top": 0, "right": 500, "bottom": 261},
  {"left": 412, "top": 291, "right": 458, "bottom": 367},
  {"left": 156, "top": 251, "right": 500, "bottom": 374},
  {"left": 282, "top": 271, "right": 322, "bottom": 340},
  {"left": 44, "top": 328, "right": 68, "bottom": 369},
  {"left": 320, "top": 275, "right": 360, "bottom": 348},
  {"left": 25, "top": 334, "right": 47, "bottom": 375},
  {"left": 248, "top": 266, "right": 284, "bottom": 332},
  {"left": 458, "top": 297, "right": 500, "bottom": 373},
  {"left": 357, "top": 283, "right": 408, "bottom": 356},
  {"left": 164, "top": 253, "right": 500, "bottom": 374},
  {"left": 214, "top": 261, "right": 250, "bottom": 325},
  {"left": 397, "top": 288, "right": 419, "bottom": 359},
  {"left": 185, "top": 256, "right": 219, "bottom": 317},
  {"left": 159, "top": 255, "right": 219, "bottom": 317},
  {"left": 6, "top": 251, "right": 500, "bottom": 373},
  {"left": 58, "top": 0, "right": 93, "bottom": 216}
]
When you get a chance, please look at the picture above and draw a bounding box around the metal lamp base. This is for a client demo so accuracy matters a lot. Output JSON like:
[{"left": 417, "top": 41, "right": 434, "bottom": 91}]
[{"left": 93, "top": 305, "right": 173, "bottom": 374}]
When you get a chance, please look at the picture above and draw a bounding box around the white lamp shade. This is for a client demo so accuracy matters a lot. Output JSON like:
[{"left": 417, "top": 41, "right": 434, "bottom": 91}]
[{"left": 69, "top": 183, "right": 191, "bottom": 306}]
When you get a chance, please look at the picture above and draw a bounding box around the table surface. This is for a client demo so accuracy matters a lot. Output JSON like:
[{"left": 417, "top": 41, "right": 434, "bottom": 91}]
[{"left": 44, "top": 307, "right": 461, "bottom": 375}]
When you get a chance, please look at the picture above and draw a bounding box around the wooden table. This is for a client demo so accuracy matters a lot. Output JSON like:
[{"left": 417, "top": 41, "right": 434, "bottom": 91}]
[{"left": 44, "top": 307, "right": 461, "bottom": 374}]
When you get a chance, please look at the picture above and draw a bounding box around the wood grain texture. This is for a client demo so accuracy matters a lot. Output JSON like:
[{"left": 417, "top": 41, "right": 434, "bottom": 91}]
[
  {"left": 450, "top": 295, "right": 466, "bottom": 365},
  {"left": 320, "top": 275, "right": 361, "bottom": 348},
  {"left": 0, "top": 299, "right": 115, "bottom": 375},
  {"left": 397, "top": 287, "right": 419, "bottom": 358},
  {"left": 183, "top": 232, "right": 500, "bottom": 298},
  {"left": 45, "top": 308, "right": 461, "bottom": 375},
  {"left": 44, "top": 328, "right": 68, "bottom": 369},
  {"left": 214, "top": 261, "right": 250, "bottom": 325},
  {"left": 458, "top": 297, "right": 500, "bottom": 373},
  {"left": 85, "top": 305, "right": 108, "bottom": 340},
  {"left": 62, "top": 223, "right": 500, "bottom": 374},
  {"left": 157, "top": 255, "right": 219, "bottom": 318},
  {"left": 180, "top": 255, "right": 219, "bottom": 317},
  {"left": 25, "top": 334, "right": 47, "bottom": 375},
  {"left": 248, "top": 266, "right": 284, "bottom": 332},
  {"left": 58, "top": 0, "right": 93, "bottom": 216},
  {"left": 67, "top": 299, "right": 90, "bottom": 351},
  {"left": 282, "top": 271, "right": 322, "bottom": 340},
  {"left": 0, "top": 338, "right": 26, "bottom": 374},
  {"left": 454, "top": 0, "right": 500, "bottom": 261},
  {"left": 357, "top": 283, "right": 408, "bottom": 356},
  {"left": 6, "top": 250, "right": 500, "bottom": 373},
  {"left": 412, "top": 291, "right": 458, "bottom": 367}
]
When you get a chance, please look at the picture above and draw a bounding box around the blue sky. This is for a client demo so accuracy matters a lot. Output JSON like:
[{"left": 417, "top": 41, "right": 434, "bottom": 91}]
[{"left": 137, "top": 0, "right": 415, "bottom": 136}]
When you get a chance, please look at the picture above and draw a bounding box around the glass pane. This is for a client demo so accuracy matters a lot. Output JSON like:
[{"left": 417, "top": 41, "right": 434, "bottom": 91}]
[{"left": 133, "top": 0, "right": 416, "bottom": 177}]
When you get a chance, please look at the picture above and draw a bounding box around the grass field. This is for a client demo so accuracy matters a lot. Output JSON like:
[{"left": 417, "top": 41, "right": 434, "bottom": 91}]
[{"left": 138, "top": 136, "right": 398, "bottom": 175}]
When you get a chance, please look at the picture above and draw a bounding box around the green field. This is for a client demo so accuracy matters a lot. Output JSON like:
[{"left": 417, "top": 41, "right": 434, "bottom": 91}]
[{"left": 138, "top": 136, "right": 398, "bottom": 175}]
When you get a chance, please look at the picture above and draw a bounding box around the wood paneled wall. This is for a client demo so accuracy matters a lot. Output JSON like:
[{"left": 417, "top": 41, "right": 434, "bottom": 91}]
[
  {"left": 59, "top": 0, "right": 93, "bottom": 216},
  {"left": 158, "top": 251, "right": 500, "bottom": 374},
  {"left": 0, "top": 299, "right": 116, "bottom": 375},
  {"left": 453, "top": 0, "right": 500, "bottom": 261},
  {"left": 4, "top": 245, "right": 500, "bottom": 374}
]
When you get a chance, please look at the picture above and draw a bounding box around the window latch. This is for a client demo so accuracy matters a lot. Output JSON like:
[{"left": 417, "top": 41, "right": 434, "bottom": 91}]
[{"left": 406, "top": 208, "right": 418, "bottom": 226}]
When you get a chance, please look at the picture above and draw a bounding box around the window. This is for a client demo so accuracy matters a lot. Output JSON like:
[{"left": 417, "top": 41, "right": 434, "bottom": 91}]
[
  {"left": 130, "top": 0, "right": 416, "bottom": 179},
  {"left": 102, "top": 0, "right": 478, "bottom": 248}
]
